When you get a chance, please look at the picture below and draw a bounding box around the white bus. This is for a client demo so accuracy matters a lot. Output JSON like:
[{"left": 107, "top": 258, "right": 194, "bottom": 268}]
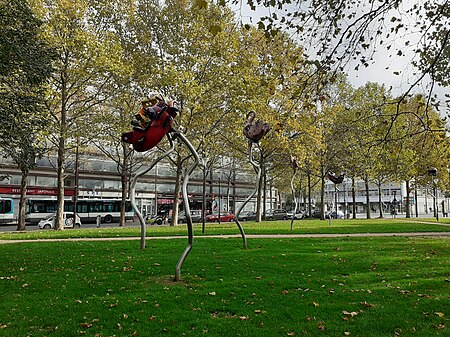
[
  {"left": 26, "top": 198, "right": 134, "bottom": 224},
  {"left": 0, "top": 198, "right": 14, "bottom": 224}
]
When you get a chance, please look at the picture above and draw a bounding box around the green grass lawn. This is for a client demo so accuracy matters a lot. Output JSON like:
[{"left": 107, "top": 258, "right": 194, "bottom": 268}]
[
  {"left": 0, "top": 235, "right": 448, "bottom": 336},
  {"left": 1, "top": 218, "right": 450, "bottom": 241}
]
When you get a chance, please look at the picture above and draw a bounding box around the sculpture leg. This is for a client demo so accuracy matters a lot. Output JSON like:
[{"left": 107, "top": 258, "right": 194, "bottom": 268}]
[
  {"left": 130, "top": 134, "right": 175, "bottom": 249},
  {"left": 233, "top": 141, "right": 260, "bottom": 250},
  {"left": 173, "top": 131, "right": 200, "bottom": 282},
  {"left": 290, "top": 169, "right": 297, "bottom": 232}
]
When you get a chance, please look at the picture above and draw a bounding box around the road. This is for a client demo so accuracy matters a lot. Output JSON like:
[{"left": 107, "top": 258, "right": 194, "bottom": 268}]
[{"left": 0, "top": 221, "right": 147, "bottom": 232}]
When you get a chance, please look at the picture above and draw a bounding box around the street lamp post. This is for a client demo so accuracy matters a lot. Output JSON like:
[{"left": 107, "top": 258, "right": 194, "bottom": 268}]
[{"left": 392, "top": 190, "right": 397, "bottom": 218}]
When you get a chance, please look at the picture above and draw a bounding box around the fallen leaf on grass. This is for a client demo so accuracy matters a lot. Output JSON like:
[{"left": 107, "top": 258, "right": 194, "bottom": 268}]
[
  {"left": 0, "top": 324, "right": 7, "bottom": 329},
  {"left": 287, "top": 332, "right": 295, "bottom": 336},
  {"left": 342, "top": 311, "right": 358, "bottom": 320},
  {"left": 435, "top": 312, "right": 445, "bottom": 318},
  {"left": 282, "top": 290, "right": 289, "bottom": 295},
  {"left": 360, "top": 301, "right": 376, "bottom": 308},
  {"left": 435, "top": 324, "right": 446, "bottom": 330},
  {"left": 239, "top": 316, "right": 248, "bottom": 321},
  {"left": 149, "top": 316, "right": 157, "bottom": 321},
  {"left": 131, "top": 331, "right": 138, "bottom": 336},
  {"left": 344, "top": 332, "right": 351, "bottom": 336},
  {"left": 80, "top": 323, "right": 93, "bottom": 328},
  {"left": 317, "top": 322, "right": 326, "bottom": 331},
  {"left": 313, "top": 302, "right": 319, "bottom": 307},
  {"left": 208, "top": 292, "right": 216, "bottom": 296}
]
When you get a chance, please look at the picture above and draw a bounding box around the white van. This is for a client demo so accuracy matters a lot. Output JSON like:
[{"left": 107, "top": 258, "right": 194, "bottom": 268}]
[{"left": 37, "top": 212, "right": 81, "bottom": 229}]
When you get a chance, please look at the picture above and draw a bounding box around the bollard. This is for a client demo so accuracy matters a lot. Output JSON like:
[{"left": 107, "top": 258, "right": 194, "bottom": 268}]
[{"left": 96, "top": 215, "right": 101, "bottom": 228}]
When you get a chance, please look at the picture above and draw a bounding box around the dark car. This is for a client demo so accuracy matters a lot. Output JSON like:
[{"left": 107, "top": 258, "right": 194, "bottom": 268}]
[
  {"left": 304, "top": 209, "right": 321, "bottom": 219},
  {"left": 238, "top": 211, "right": 257, "bottom": 221},
  {"left": 265, "top": 209, "right": 289, "bottom": 220},
  {"left": 177, "top": 210, "right": 202, "bottom": 223}
]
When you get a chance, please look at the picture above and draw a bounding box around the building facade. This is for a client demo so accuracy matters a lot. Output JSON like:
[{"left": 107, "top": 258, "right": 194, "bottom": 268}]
[{"left": 0, "top": 154, "right": 278, "bottom": 222}]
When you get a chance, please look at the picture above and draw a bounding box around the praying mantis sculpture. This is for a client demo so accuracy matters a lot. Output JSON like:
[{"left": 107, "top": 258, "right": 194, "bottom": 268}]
[
  {"left": 123, "top": 96, "right": 200, "bottom": 281},
  {"left": 123, "top": 100, "right": 270, "bottom": 281},
  {"left": 233, "top": 111, "right": 271, "bottom": 249}
]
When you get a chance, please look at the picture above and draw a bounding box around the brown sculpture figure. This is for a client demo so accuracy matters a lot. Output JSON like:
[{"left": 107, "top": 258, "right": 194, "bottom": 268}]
[{"left": 243, "top": 111, "right": 271, "bottom": 143}]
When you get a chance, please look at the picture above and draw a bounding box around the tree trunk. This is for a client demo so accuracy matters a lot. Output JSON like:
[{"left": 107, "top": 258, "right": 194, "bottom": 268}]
[
  {"left": 201, "top": 166, "right": 206, "bottom": 233},
  {"left": 256, "top": 164, "right": 263, "bottom": 222},
  {"left": 55, "top": 69, "right": 67, "bottom": 231},
  {"left": 308, "top": 170, "right": 312, "bottom": 217},
  {"left": 352, "top": 177, "right": 356, "bottom": 219},
  {"left": 55, "top": 134, "right": 65, "bottom": 230},
  {"left": 414, "top": 182, "right": 419, "bottom": 217},
  {"left": 377, "top": 182, "right": 384, "bottom": 218},
  {"left": 405, "top": 180, "right": 411, "bottom": 218},
  {"left": 17, "top": 172, "right": 28, "bottom": 231},
  {"left": 262, "top": 166, "right": 267, "bottom": 219},
  {"left": 119, "top": 143, "right": 130, "bottom": 226},
  {"left": 365, "top": 174, "right": 371, "bottom": 219},
  {"left": 320, "top": 167, "right": 325, "bottom": 220}
]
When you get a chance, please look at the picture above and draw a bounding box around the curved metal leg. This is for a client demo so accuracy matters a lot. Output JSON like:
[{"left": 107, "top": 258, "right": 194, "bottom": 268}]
[
  {"left": 290, "top": 169, "right": 297, "bottom": 232},
  {"left": 174, "top": 130, "right": 200, "bottom": 282},
  {"left": 233, "top": 141, "right": 261, "bottom": 250},
  {"left": 130, "top": 134, "right": 175, "bottom": 249}
]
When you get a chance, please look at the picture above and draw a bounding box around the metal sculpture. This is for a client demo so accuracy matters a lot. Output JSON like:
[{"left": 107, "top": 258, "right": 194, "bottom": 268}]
[
  {"left": 327, "top": 171, "right": 345, "bottom": 225},
  {"left": 289, "top": 155, "right": 299, "bottom": 231},
  {"left": 243, "top": 111, "right": 270, "bottom": 142},
  {"left": 233, "top": 112, "right": 271, "bottom": 249},
  {"left": 123, "top": 96, "right": 199, "bottom": 281}
]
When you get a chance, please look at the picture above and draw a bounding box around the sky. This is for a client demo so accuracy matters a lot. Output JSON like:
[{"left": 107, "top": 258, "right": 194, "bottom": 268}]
[{"left": 231, "top": 1, "right": 448, "bottom": 116}]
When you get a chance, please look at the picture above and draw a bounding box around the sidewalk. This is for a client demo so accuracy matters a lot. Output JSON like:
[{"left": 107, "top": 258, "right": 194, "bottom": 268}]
[{"left": 1, "top": 231, "right": 449, "bottom": 245}]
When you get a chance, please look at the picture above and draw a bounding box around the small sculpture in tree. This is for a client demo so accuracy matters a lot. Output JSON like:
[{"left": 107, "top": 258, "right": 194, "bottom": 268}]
[
  {"left": 243, "top": 111, "right": 271, "bottom": 143},
  {"left": 233, "top": 111, "right": 271, "bottom": 249},
  {"left": 327, "top": 171, "right": 345, "bottom": 224},
  {"left": 122, "top": 95, "right": 199, "bottom": 281},
  {"left": 289, "top": 155, "right": 299, "bottom": 231}
]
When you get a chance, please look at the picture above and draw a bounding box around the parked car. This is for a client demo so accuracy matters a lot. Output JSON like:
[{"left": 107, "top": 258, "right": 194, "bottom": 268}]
[
  {"left": 238, "top": 211, "right": 257, "bottom": 221},
  {"left": 37, "top": 212, "right": 81, "bottom": 229},
  {"left": 146, "top": 214, "right": 164, "bottom": 225},
  {"left": 265, "top": 209, "right": 289, "bottom": 220},
  {"left": 206, "top": 212, "right": 235, "bottom": 222},
  {"left": 304, "top": 209, "right": 322, "bottom": 219},
  {"left": 177, "top": 210, "right": 203, "bottom": 223},
  {"left": 325, "top": 210, "right": 345, "bottom": 219},
  {"left": 286, "top": 210, "right": 305, "bottom": 219}
]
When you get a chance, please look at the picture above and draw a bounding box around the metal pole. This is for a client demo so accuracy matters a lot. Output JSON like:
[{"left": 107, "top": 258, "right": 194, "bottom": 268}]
[
  {"left": 174, "top": 130, "right": 200, "bottom": 282},
  {"left": 290, "top": 168, "right": 297, "bottom": 231},
  {"left": 130, "top": 134, "right": 175, "bottom": 250},
  {"left": 434, "top": 178, "right": 439, "bottom": 221},
  {"left": 233, "top": 141, "right": 261, "bottom": 249}
]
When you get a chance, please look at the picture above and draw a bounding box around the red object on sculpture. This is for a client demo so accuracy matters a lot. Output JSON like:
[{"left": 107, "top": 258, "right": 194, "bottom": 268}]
[{"left": 121, "top": 98, "right": 178, "bottom": 152}]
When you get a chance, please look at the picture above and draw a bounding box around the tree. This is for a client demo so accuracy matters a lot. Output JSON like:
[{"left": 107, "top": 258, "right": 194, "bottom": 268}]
[
  {"left": 0, "top": 0, "right": 53, "bottom": 230},
  {"left": 32, "top": 0, "right": 122, "bottom": 230},
  {"left": 238, "top": 0, "right": 450, "bottom": 126}
]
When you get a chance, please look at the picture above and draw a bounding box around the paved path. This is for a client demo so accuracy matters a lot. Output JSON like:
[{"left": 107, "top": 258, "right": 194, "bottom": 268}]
[{"left": 1, "top": 232, "right": 449, "bottom": 245}]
